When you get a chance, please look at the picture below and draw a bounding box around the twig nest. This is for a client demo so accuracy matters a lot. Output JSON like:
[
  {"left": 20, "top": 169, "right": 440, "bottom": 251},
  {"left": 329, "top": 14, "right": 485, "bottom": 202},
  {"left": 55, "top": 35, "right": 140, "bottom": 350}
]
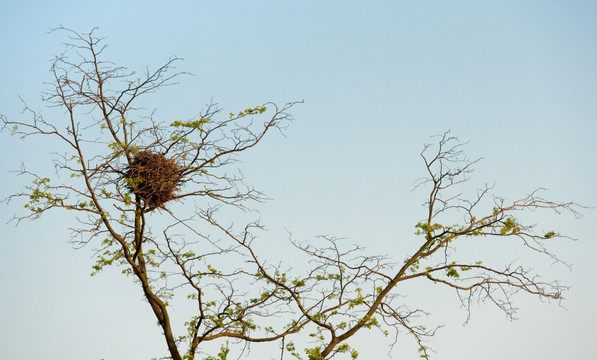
[{"left": 125, "top": 151, "right": 183, "bottom": 209}]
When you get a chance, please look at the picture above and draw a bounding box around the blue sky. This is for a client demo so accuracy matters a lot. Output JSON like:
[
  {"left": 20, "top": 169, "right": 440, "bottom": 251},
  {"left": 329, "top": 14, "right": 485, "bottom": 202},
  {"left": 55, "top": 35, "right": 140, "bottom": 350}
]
[{"left": 1, "top": 1, "right": 596, "bottom": 359}]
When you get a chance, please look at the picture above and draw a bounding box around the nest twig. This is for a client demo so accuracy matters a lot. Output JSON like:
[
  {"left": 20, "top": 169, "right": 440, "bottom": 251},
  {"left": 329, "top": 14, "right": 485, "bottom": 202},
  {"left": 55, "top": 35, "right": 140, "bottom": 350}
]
[{"left": 124, "top": 151, "right": 183, "bottom": 210}]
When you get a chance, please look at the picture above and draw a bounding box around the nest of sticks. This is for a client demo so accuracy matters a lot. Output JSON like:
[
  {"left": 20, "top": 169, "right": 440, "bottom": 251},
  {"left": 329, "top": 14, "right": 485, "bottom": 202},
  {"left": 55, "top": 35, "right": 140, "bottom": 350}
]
[{"left": 124, "top": 151, "right": 183, "bottom": 209}]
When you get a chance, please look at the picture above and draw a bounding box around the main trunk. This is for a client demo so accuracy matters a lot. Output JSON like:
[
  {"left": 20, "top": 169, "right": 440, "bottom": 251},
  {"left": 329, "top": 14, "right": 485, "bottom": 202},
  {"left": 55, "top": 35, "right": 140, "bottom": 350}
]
[{"left": 132, "top": 204, "right": 183, "bottom": 360}]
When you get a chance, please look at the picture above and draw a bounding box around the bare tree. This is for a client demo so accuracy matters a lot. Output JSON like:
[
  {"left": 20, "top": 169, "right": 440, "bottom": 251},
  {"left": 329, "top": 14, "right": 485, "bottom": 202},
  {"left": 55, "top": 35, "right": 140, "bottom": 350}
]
[{"left": 2, "top": 28, "right": 580, "bottom": 360}]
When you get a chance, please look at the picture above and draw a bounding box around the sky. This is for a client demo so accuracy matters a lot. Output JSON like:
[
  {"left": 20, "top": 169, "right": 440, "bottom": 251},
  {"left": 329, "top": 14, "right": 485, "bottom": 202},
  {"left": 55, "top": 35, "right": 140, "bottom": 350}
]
[{"left": 1, "top": 1, "right": 596, "bottom": 359}]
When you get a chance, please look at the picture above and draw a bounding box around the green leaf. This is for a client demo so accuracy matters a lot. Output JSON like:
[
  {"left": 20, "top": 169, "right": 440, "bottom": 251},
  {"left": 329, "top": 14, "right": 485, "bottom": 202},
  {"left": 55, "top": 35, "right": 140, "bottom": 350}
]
[{"left": 446, "top": 268, "right": 460, "bottom": 278}]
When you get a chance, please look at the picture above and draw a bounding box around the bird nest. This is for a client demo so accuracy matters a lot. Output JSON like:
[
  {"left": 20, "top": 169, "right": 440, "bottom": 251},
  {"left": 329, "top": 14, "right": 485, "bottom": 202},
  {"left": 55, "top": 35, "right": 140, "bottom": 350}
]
[{"left": 124, "top": 151, "right": 183, "bottom": 209}]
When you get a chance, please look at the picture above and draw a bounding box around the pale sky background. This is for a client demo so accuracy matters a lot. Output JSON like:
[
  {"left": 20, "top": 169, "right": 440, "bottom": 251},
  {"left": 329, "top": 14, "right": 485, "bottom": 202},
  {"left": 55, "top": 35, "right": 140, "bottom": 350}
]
[{"left": 1, "top": 1, "right": 596, "bottom": 359}]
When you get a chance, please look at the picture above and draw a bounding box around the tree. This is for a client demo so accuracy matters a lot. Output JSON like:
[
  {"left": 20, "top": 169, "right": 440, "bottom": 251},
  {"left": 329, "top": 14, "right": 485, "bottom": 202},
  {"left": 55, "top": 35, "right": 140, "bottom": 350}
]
[{"left": 1, "top": 28, "right": 580, "bottom": 360}]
